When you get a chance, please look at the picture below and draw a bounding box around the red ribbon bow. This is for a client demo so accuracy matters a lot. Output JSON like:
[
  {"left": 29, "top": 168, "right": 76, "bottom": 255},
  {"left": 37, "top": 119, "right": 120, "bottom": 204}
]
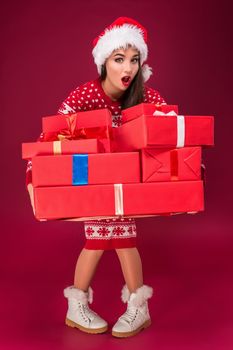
[{"left": 43, "top": 115, "right": 111, "bottom": 142}]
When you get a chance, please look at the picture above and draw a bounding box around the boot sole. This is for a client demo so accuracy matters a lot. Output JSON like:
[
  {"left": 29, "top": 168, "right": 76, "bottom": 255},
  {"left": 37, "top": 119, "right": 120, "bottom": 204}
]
[
  {"left": 112, "top": 319, "right": 152, "bottom": 338},
  {"left": 65, "top": 318, "right": 108, "bottom": 334}
]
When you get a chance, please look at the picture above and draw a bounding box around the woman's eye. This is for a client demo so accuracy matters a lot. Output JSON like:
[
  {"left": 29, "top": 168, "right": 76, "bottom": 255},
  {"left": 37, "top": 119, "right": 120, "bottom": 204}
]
[
  {"left": 115, "top": 58, "right": 123, "bottom": 63},
  {"left": 132, "top": 58, "right": 139, "bottom": 63}
]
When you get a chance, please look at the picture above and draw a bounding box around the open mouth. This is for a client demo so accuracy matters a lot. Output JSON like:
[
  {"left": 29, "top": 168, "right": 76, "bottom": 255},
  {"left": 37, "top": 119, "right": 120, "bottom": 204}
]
[{"left": 121, "top": 76, "right": 131, "bottom": 86}]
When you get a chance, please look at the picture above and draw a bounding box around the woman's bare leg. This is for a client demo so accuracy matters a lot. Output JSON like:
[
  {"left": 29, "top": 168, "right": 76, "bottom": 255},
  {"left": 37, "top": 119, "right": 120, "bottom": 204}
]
[
  {"left": 115, "top": 247, "right": 144, "bottom": 293},
  {"left": 74, "top": 248, "right": 104, "bottom": 291}
]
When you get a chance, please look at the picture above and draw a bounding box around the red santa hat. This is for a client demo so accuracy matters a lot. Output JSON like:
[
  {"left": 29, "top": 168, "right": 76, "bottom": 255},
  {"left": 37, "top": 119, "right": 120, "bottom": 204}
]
[{"left": 92, "top": 17, "right": 153, "bottom": 82}]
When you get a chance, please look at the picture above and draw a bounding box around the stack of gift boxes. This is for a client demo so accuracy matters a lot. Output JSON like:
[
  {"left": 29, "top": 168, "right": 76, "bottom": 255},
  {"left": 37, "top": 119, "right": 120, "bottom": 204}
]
[{"left": 22, "top": 104, "right": 214, "bottom": 221}]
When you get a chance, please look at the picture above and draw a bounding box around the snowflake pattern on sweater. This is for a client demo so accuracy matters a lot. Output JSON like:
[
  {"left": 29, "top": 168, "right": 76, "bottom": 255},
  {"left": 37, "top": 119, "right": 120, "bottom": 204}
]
[{"left": 26, "top": 77, "right": 166, "bottom": 250}]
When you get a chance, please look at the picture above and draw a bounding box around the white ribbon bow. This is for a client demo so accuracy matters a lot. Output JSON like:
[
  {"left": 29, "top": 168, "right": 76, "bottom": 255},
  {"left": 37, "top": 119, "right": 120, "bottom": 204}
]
[{"left": 153, "top": 110, "right": 178, "bottom": 117}]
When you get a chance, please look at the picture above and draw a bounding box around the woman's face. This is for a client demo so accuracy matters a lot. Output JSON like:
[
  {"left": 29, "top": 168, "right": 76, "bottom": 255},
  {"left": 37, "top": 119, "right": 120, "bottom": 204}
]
[{"left": 104, "top": 46, "right": 140, "bottom": 93}]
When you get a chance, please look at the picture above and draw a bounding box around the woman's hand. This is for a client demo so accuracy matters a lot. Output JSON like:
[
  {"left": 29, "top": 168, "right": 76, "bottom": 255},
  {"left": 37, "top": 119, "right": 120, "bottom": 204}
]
[{"left": 27, "top": 183, "right": 35, "bottom": 215}]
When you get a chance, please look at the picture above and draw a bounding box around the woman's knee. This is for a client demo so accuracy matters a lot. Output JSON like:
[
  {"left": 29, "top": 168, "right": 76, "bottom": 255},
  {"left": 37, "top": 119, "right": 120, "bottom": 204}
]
[
  {"left": 115, "top": 247, "right": 137, "bottom": 256},
  {"left": 83, "top": 248, "right": 104, "bottom": 257}
]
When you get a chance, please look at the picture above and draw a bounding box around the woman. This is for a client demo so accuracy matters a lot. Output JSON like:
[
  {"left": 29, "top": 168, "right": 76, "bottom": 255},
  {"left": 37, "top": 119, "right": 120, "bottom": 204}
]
[{"left": 26, "top": 17, "right": 166, "bottom": 338}]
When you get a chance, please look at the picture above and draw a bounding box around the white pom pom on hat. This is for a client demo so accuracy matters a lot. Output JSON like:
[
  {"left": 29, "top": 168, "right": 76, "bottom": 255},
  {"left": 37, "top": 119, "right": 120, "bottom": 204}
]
[
  {"left": 141, "top": 64, "right": 153, "bottom": 82},
  {"left": 92, "top": 17, "right": 153, "bottom": 82}
]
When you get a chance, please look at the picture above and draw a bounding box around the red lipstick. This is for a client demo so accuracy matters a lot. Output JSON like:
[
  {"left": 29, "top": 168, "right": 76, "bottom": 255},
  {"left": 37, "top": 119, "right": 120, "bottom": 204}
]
[{"left": 121, "top": 76, "right": 131, "bottom": 87}]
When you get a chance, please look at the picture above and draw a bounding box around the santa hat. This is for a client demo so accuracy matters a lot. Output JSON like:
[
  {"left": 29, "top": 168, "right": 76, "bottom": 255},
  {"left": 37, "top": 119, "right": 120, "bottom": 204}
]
[{"left": 92, "top": 17, "right": 153, "bottom": 82}]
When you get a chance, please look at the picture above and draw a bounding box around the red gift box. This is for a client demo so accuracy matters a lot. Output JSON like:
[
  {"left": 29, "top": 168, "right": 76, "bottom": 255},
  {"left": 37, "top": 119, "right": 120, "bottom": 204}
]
[
  {"left": 34, "top": 181, "right": 204, "bottom": 220},
  {"left": 112, "top": 115, "right": 214, "bottom": 151},
  {"left": 141, "top": 147, "right": 201, "bottom": 182},
  {"left": 122, "top": 103, "right": 179, "bottom": 123},
  {"left": 42, "top": 109, "right": 112, "bottom": 152},
  {"left": 42, "top": 108, "right": 112, "bottom": 133},
  {"left": 22, "top": 139, "right": 104, "bottom": 159},
  {"left": 32, "top": 152, "right": 140, "bottom": 187}
]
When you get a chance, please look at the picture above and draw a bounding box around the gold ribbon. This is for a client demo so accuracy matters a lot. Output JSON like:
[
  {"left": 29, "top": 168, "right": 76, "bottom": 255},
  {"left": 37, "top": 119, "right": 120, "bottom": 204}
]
[{"left": 53, "top": 141, "right": 62, "bottom": 155}]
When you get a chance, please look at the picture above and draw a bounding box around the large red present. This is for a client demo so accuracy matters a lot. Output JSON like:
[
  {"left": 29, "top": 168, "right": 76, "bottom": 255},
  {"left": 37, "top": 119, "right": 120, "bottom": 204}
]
[
  {"left": 33, "top": 181, "right": 204, "bottom": 220},
  {"left": 22, "top": 139, "right": 105, "bottom": 159},
  {"left": 112, "top": 115, "right": 214, "bottom": 151},
  {"left": 32, "top": 152, "right": 140, "bottom": 187},
  {"left": 141, "top": 147, "right": 201, "bottom": 182},
  {"left": 121, "top": 103, "right": 179, "bottom": 123}
]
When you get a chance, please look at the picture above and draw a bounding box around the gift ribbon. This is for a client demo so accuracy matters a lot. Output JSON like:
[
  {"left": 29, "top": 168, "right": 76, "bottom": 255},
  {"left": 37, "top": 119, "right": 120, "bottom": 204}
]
[
  {"left": 114, "top": 184, "right": 124, "bottom": 215},
  {"left": 153, "top": 110, "right": 178, "bottom": 117},
  {"left": 58, "top": 126, "right": 110, "bottom": 141},
  {"left": 43, "top": 126, "right": 110, "bottom": 143},
  {"left": 72, "top": 154, "right": 88, "bottom": 185},
  {"left": 153, "top": 111, "right": 185, "bottom": 148},
  {"left": 66, "top": 114, "right": 77, "bottom": 137},
  {"left": 170, "top": 149, "right": 179, "bottom": 181},
  {"left": 176, "top": 115, "right": 185, "bottom": 147},
  {"left": 53, "top": 141, "right": 62, "bottom": 155}
]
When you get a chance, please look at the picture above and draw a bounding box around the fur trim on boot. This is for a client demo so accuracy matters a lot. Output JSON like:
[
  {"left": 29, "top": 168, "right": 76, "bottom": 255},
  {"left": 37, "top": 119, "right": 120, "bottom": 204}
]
[
  {"left": 121, "top": 284, "right": 153, "bottom": 307},
  {"left": 121, "top": 285, "right": 131, "bottom": 303},
  {"left": 64, "top": 285, "right": 93, "bottom": 304}
]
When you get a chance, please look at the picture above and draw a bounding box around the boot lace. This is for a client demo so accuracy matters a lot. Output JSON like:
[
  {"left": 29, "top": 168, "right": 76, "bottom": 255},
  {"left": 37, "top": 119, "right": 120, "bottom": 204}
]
[
  {"left": 120, "top": 307, "right": 139, "bottom": 324},
  {"left": 79, "top": 303, "right": 97, "bottom": 321}
]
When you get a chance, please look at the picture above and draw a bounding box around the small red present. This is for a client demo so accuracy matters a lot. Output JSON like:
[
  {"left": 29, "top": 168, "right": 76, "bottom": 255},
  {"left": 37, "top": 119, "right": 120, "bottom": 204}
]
[
  {"left": 122, "top": 103, "right": 179, "bottom": 123},
  {"left": 41, "top": 109, "right": 112, "bottom": 152},
  {"left": 34, "top": 180, "right": 204, "bottom": 220},
  {"left": 112, "top": 115, "right": 214, "bottom": 151},
  {"left": 141, "top": 147, "right": 201, "bottom": 182},
  {"left": 42, "top": 108, "right": 112, "bottom": 133},
  {"left": 22, "top": 139, "right": 104, "bottom": 159},
  {"left": 32, "top": 152, "right": 140, "bottom": 187}
]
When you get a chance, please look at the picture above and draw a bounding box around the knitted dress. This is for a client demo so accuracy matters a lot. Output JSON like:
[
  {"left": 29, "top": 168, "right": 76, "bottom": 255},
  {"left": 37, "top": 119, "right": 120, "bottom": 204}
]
[{"left": 26, "top": 77, "right": 166, "bottom": 250}]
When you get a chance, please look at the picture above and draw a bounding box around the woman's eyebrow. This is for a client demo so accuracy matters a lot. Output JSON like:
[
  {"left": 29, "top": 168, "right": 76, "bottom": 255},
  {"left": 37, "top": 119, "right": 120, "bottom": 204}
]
[{"left": 113, "top": 53, "right": 140, "bottom": 57}]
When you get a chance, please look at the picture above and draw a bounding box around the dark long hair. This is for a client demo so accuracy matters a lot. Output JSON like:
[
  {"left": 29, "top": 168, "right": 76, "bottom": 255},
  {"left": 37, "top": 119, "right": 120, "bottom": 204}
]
[{"left": 100, "top": 56, "right": 145, "bottom": 110}]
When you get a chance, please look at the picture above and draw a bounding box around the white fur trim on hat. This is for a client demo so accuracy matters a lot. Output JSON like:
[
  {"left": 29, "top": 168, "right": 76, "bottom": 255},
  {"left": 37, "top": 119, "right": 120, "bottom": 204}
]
[
  {"left": 121, "top": 284, "right": 153, "bottom": 307},
  {"left": 64, "top": 285, "right": 93, "bottom": 304},
  {"left": 92, "top": 24, "right": 148, "bottom": 75},
  {"left": 142, "top": 64, "right": 153, "bottom": 82}
]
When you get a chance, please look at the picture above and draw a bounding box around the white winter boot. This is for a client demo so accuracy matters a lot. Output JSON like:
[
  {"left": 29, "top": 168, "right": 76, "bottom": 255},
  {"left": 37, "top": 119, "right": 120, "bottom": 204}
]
[
  {"left": 64, "top": 285, "right": 108, "bottom": 334},
  {"left": 112, "top": 284, "right": 153, "bottom": 338}
]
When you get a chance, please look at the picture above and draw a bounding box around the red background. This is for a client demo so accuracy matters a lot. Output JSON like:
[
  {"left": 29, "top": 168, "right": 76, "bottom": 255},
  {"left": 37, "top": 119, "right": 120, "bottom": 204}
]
[{"left": 1, "top": 0, "right": 232, "bottom": 349}]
